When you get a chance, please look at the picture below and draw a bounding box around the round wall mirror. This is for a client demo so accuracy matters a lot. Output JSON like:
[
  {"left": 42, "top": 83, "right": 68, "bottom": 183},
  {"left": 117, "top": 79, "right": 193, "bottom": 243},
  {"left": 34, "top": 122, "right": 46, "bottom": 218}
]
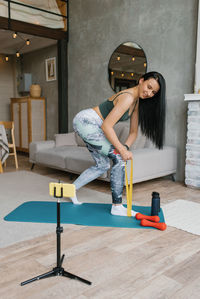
[{"left": 108, "top": 42, "right": 147, "bottom": 92}]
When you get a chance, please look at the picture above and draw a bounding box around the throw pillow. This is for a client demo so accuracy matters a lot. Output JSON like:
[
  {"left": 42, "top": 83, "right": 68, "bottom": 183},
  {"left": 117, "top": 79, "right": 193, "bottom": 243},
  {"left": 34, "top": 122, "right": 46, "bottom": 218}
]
[
  {"left": 75, "top": 132, "right": 86, "bottom": 147},
  {"left": 55, "top": 133, "right": 77, "bottom": 147}
]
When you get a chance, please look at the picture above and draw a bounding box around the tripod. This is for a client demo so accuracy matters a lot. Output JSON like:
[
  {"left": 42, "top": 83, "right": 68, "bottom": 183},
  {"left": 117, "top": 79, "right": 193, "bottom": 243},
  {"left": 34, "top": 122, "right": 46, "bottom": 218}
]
[{"left": 21, "top": 185, "right": 92, "bottom": 286}]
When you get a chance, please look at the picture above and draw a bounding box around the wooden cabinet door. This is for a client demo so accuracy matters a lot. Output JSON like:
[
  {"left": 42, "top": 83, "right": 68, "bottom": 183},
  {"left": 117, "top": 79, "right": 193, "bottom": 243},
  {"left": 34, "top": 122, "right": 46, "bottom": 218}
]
[
  {"left": 31, "top": 99, "right": 46, "bottom": 142},
  {"left": 11, "top": 97, "right": 46, "bottom": 152},
  {"left": 12, "top": 102, "right": 20, "bottom": 148},
  {"left": 20, "top": 101, "right": 29, "bottom": 150}
]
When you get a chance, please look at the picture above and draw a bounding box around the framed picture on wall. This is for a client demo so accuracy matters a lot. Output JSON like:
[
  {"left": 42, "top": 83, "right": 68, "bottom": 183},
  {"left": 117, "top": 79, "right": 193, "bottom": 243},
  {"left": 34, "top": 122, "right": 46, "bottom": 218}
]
[{"left": 45, "top": 57, "right": 57, "bottom": 81}]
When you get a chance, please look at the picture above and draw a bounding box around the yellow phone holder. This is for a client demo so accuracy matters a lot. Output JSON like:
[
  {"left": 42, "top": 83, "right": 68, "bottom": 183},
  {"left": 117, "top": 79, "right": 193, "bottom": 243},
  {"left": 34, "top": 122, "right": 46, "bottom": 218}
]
[
  {"left": 125, "top": 159, "right": 133, "bottom": 217},
  {"left": 49, "top": 182, "right": 76, "bottom": 198}
]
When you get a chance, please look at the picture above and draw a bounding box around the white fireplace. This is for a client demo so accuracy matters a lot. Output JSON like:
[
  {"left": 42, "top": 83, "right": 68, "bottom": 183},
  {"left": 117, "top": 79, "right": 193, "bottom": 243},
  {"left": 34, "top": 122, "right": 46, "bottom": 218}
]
[
  {"left": 184, "top": 94, "right": 200, "bottom": 188},
  {"left": 183, "top": 1, "right": 200, "bottom": 188}
]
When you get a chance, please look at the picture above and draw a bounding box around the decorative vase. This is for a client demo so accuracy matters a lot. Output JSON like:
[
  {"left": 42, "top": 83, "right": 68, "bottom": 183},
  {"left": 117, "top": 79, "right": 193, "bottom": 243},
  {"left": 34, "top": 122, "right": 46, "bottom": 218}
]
[{"left": 30, "top": 84, "right": 41, "bottom": 98}]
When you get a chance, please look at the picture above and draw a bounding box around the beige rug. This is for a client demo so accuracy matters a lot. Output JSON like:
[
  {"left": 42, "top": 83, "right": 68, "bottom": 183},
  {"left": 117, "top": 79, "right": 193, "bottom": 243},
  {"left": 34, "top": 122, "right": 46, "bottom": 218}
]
[
  {"left": 0, "top": 171, "right": 116, "bottom": 248},
  {"left": 162, "top": 199, "right": 200, "bottom": 236}
]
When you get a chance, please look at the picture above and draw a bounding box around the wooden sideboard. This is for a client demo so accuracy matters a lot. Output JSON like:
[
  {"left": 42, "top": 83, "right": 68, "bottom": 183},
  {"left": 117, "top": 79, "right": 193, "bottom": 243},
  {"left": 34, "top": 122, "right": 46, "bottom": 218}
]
[
  {"left": 11, "top": 97, "right": 46, "bottom": 152},
  {"left": 184, "top": 94, "right": 200, "bottom": 189}
]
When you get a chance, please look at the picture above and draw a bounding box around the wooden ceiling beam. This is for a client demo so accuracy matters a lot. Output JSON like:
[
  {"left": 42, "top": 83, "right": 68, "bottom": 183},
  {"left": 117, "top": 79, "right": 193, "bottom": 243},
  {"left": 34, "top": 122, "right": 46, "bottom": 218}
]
[{"left": 0, "top": 16, "right": 67, "bottom": 40}]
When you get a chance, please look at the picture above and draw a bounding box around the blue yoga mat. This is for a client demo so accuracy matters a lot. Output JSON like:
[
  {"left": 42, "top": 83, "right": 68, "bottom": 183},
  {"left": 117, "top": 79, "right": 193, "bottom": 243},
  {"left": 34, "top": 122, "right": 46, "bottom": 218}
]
[{"left": 4, "top": 201, "right": 165, "bottom": 229}]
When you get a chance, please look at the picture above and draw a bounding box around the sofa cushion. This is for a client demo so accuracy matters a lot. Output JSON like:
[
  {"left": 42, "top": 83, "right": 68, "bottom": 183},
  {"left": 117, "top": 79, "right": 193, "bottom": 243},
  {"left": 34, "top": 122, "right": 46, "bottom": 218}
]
[
  {"left": 55, "top": 132, "right": 77, "bottom": 147},
  {"left": 119, "top": 125, "right": 148, "bottom": 150},
  {"left": 29, "top": 140, "right": 55, "bottom": 162},
  {"left": 144, "top": 137, "right": 155, "bottom": 149},
  {"left": 75, "top": 132, "right": 86, "bottom": 147},
  {"left": 131, "top": 128, "right": 149, "bottom": 149},
  {"left": 123, "top": 146, "right": 177, "bottom": 184},
  {"left": 114, "top": 122, "right": 126, "bottom": 139},
  {"left": 35, "top": 146, "right": 72, "bottom": 169}
]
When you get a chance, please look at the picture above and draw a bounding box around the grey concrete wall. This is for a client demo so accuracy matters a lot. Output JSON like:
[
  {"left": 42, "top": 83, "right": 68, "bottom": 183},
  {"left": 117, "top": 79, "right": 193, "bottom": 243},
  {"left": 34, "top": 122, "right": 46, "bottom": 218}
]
[
  {"left": 22, "top": 45, "right": 58, "bottom": 139},
  {"left": 0, "top": 55, "right": 15, "bottom": 121},
  {"left": 68, "top": 0, "right": 198, "bottom": 181}
]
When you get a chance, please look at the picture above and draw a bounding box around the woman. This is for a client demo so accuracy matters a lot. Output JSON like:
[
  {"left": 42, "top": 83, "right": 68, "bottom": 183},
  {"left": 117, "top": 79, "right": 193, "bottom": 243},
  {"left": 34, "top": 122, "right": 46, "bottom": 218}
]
[{"left": 71, "top": 71, "right": 166, "bottom": 216}]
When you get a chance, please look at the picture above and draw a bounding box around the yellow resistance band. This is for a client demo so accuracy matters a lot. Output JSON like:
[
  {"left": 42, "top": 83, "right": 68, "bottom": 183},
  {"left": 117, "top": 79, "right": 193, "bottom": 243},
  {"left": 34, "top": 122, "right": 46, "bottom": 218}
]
[{"left": 125, "top": 159, "right": 133, "bottom": 217}]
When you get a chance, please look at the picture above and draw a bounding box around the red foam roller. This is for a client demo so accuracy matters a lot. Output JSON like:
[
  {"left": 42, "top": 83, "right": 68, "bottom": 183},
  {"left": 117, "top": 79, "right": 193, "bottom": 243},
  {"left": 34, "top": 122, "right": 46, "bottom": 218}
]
[
  {"left": 136, "top": 213, "right": 160, "bottom": 223},
  {"left": 140, "top": 219, "right": 167, "bottom": 231}
]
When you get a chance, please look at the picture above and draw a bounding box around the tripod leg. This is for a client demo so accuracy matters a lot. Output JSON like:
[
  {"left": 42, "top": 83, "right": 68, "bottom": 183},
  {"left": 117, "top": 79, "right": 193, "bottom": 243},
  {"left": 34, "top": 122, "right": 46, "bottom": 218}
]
[
  {"left": 21, "top": 269, "right": 56, "bottom": 286},
  {"left": 60, "top": 254, "right": 65, "bottom": 267},
  {"left": 63, "top": 270, "right": 92, "bottom": 285}
]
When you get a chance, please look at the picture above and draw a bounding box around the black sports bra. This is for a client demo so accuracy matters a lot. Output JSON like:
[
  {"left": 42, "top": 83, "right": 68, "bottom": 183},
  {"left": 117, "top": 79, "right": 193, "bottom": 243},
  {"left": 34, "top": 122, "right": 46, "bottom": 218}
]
[{"left": 99, "top": 92, "right": 138, "bottom": 122}]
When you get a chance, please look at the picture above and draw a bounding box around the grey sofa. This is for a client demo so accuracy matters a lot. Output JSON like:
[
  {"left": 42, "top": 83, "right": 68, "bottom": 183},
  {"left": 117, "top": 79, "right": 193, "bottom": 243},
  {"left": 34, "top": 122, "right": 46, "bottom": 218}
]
[{"left": 29, "top": 122, "right": 177, "bottom": 184}]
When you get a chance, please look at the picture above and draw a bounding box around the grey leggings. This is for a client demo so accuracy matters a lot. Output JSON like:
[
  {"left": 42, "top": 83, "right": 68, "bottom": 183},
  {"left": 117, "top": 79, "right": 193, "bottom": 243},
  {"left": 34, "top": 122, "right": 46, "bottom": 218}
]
[{"left": 73, "top": 108, "right": 125, "bottom": 204}]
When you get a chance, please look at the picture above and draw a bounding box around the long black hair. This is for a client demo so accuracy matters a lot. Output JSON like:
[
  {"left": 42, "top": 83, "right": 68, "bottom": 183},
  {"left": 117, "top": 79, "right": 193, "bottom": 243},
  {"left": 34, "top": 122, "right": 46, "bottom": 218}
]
[{"left": 138, "top": 71, "right": 166, "bottom": 149}]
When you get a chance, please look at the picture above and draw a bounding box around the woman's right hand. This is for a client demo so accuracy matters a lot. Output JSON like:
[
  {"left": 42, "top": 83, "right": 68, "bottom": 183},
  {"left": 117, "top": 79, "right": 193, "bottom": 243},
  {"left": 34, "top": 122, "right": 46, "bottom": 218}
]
[{"left": 120, "top": 149, "right": 133, "bottom": 161}]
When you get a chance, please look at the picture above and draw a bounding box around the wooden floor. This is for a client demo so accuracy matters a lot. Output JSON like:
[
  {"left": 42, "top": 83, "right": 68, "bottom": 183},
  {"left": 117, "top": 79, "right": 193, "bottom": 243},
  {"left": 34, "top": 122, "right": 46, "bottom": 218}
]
[{"left": 0, "top": 154, "right": 200, "bottom": 299}]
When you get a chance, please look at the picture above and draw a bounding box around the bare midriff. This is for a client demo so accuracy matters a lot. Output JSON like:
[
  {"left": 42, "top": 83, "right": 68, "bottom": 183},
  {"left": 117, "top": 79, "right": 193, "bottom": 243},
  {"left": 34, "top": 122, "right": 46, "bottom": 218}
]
[{"left": 93, "top": 106, "right": 104, "bottom": 120}]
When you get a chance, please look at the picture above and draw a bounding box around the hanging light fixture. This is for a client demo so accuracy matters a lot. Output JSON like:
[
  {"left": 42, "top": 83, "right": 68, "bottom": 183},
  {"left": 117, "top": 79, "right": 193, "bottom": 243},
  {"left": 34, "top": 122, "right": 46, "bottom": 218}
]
[
  {"left": 5, "top": 56, "right": 9, "bottom": 62},
  {"left": 117, "top": 55, "right": 120, "bottom": 61},
  {"left": 131, "top": 72, "right": 134, "bottom": 77},
  {"left": 121, "top": 72, "right": 124, "bottom": 77},
  {"left": 111, "top": 71, "right": 114, "bottom": 76},
  {"left": 131, "top": 57, "right": 135, "bottom": 61},
  {"left": 144, "top": 62, "right": 147, "bottom": 67},
  {"left": 12, "top": 32, "right": 31, "bottom": 58}
]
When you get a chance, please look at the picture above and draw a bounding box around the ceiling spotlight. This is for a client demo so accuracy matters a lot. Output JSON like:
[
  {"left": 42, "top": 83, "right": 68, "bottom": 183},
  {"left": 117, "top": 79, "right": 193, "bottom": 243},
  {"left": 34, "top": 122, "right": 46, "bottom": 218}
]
[
  {"left": 26, "top": 39, "right": 30, "bottom": 46},
  {"left": 16, "top": 51, "right": 20, "bottom": 58},
  {"left": 13, "top": 32, "right": 17, "bottom": 39},
  {"left": 5, "top": 56, "right": 9, "bottom": 62}
]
